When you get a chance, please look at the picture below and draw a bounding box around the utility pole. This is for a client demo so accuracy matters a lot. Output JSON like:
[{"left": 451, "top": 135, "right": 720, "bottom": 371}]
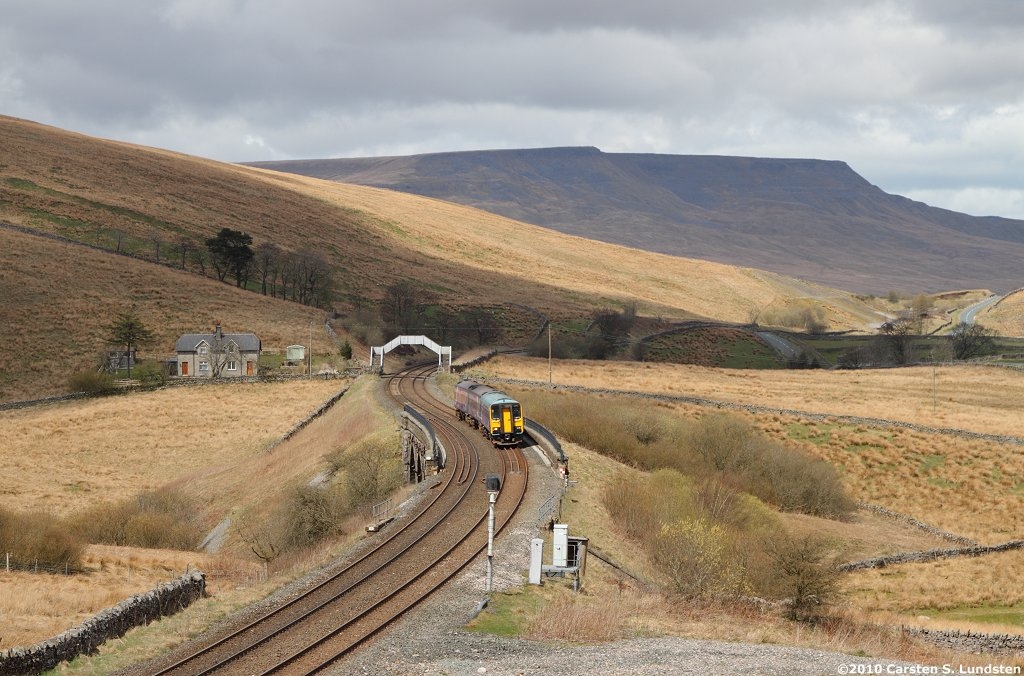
[
  {"left": 308, "top": 321, "right": 313, "bottom": 380},
  {"left": 548, "top": 322, "right": 552, "bottom": 385},
  {"left": 485, "top": 474, "right": 501, "bottom": 593}
]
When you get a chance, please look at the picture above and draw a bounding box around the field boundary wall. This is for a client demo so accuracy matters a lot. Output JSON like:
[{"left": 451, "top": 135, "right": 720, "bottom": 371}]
[{"left": 0, "top": 571, "right": 205, "bottom": 675}]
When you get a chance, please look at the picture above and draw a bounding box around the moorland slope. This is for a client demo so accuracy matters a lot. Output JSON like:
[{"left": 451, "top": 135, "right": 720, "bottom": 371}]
[
  {"left": 253, "top": 147, "right": 1024, "bottom": 294},
  {"left": 0, "top": 116, "right": 890, "bottom": 400}
]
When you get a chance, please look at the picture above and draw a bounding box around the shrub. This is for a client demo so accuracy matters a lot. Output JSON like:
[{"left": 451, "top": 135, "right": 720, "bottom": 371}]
[
  {"left": 688, "top": 412, "right": 758, "bottom": 471},
  {"left": 516, "top": 390, "right": 854, "bottom": 519},
  {"left": 759, "top": 532, "right": 843, "bottom": 620},
  {"left": 603, "top": 469, "right": 696, "bottom": 542},
  {"left": 0, "top": 507, "right": 85, "bottom": 572},
  {"left": 653, "top": 518, "right": 747, "bottom": 599},
  {"left": 67, "top": 370, "right": 117, "bottom": 393},
  {"left": 744, "top": 441, "right": 855, "bottom": 518},
  {"left": 133, "top": 360, "right": 165, "bottom": 386},
  {"left": 336, "top": 435, "right": 402, "bottom": 511},
  {"left": 602, "top": 470, "right": 776, "bottom": 600},
  {"left": 284, "top": 484, "right": 349, "bottom": 548},
  {"left": 71, "top": 487, "right": 204, "bottom": 550}
]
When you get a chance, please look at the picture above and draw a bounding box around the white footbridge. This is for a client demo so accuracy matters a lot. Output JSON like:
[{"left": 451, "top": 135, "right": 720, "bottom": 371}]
[{"left": 370, "top": 335, "right": 452, "bottom": 371}]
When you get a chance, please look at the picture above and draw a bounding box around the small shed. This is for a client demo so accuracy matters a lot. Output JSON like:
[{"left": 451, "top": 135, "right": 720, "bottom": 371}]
[{"left": 285, "top": 344, "right": 306, "bottom": 366}]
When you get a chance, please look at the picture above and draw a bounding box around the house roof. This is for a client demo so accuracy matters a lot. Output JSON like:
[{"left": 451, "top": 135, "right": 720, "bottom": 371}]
[{"left": 175, "top": 332, "right": 261, "bottom": 353}]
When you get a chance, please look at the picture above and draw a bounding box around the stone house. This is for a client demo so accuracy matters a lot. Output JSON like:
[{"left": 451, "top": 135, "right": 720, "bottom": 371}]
[{"left": 172, "top": 322, "right": 261, "bottom": 378}]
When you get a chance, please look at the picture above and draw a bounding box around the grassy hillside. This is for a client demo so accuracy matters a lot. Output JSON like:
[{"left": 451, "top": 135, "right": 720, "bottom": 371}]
[
  {"left": 253, "top": 147, "right": 1024, "bottom": 294},
  {"left": 0, "top": 116, "right": 898, "bottom": 401},
  {"left": 0, "top": 226, "right": 326, "bottom": 401}
]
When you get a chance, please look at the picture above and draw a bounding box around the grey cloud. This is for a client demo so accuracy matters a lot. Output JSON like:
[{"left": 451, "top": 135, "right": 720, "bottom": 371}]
[{"left": 2, "top": 1, "right": 1022, "bottom": 217}]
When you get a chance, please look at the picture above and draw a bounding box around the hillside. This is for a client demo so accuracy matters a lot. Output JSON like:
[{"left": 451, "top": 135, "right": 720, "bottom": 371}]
[
  {"left": 0, "top": 116, "right": 890, "bottom": 400},
  {"left": 251, "top": 147, "right": 1024, "bottom": 295}
]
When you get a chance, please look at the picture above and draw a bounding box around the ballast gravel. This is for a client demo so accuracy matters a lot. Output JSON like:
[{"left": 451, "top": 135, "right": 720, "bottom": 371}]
[{"left": 334, "top": 447, "right": 924, "bottom": 676}]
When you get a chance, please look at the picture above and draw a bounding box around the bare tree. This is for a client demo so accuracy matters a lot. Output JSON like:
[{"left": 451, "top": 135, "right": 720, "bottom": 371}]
[
  {"left": 877, "top": 317, "right": 915, "bottom": 365},
  {"left": 205, "top": 326, "right": 240, "bottom": 378},
  {"left": 949, "top": 321, "right": 996, "bottom": 361},
  {"left": 253, "top": 242, "right": 281, "bottom": 296},
  {"left": 380, "top": 280, "right": 425, "bottom": 334}
]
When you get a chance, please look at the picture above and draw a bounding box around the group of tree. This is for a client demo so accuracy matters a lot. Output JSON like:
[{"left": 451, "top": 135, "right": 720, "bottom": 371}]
[
  {"left": 374, "top": 281, "right": 503, "bottom": 349},
  {"left": 199, "top": 229, "right": 334, "bottom": 309},
  {"left": 837, "top": 319, "right": 997, "bottom": 368}
]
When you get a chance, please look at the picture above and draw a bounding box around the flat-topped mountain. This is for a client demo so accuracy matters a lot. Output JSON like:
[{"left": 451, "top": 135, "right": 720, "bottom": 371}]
[{"left": 252, "top": 147, "right": 1024, "bottom": 294}]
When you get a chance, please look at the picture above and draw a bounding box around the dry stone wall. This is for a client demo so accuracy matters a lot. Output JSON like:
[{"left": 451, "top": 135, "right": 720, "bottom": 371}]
[{"left": 0, "top": 571, "right": 205, "bottom": 675}]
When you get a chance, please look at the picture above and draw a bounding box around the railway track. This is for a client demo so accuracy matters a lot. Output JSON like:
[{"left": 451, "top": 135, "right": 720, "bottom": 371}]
[{"left": 134, "top": 365, "right": 528, "bottom": 675}]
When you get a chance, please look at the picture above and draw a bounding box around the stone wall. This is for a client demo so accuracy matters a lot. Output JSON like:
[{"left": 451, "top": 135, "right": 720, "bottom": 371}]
[
  {"left": 840, "top": 539, "right": 1024, "bottom": 572},
  {"left": 0, "top": 570, "right": 206, "bottom": 675},
  {"left": 265, "top": 385, "right": 349, "bottom": 451},
  {"left": 904, "top": 626, "right": 1024, "bottom": 656}
]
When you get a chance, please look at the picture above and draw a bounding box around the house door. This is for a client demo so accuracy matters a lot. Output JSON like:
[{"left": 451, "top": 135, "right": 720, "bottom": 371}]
[
  {"left": 246, "top": 361, "right": 254, "bottom": 376},
  {"left": 182, "top": 361, "right": 189, "bottom": 376}
]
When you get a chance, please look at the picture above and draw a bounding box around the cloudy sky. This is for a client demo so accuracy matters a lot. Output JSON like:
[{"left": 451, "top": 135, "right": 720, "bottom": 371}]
[{"left": 3, "top": 1, "right": 1023, "bottom": 218}]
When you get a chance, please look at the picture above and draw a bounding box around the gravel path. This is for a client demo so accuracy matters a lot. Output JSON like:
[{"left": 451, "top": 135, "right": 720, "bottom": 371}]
[{"left": 333, "top": 446, "right": 922, "bottom": 676}]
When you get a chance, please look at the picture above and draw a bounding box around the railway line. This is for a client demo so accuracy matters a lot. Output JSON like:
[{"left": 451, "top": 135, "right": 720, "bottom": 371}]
[{"left": 135, "top": 365, "right": 529, "bottom": 675}]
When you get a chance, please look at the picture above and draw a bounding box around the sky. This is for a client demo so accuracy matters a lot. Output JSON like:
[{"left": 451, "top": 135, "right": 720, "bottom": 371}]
[{"left": 3, "top": 1, "right": 1023, "bottom": 219}]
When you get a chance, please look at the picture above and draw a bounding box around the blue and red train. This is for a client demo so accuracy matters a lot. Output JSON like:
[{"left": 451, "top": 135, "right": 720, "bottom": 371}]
[{"left": 454, "top": 380, "right": 524, "bottom": 447}]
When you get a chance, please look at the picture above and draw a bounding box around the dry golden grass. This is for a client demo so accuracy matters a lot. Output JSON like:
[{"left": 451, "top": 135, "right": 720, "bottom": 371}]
[
  {"left": 0, "top": 380, "right": 343, "bottom": 517},
  {"left": 0, "top": 375, "right": 398, "bottom": 653},
  {"left": 0, "top": 545, "right": 263, "bottom": 650},
  {"left": 474, "top": 354, "right": 1024, "bottom": 438},
  {"left": 1, "top": 115, "right": 899, "bottom": 401},
  {"left": 848, "top": 550, "right": 1024, "bottom": 617},
  {"left": 0, "top": 227, "right": 331, "bottom": 402},
  {"left": 475, "top": 355, "right": 1024, "bottom": 641},
  {"left": 980, "top": 290, "right": 1024, "bottom": 336}
]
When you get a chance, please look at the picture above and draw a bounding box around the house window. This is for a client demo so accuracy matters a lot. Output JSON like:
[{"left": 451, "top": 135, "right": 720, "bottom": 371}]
[
  {"left": 198, "top": 346, "right": 209, "bottom": 356},
  {"left": 226, "top": 360, "right": 238, "bottom": 371},
  {"left": 199, "top": 361, "right": 210, "bottom": 372}
]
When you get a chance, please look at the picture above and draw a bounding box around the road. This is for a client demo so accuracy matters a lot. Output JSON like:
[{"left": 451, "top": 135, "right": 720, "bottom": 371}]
[{"left": 959, "top": 294, "right": 1001, "bottom": 325}]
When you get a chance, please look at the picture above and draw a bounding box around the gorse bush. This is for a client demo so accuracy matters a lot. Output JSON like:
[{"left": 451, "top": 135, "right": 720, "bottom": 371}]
[
  {"left": 71, "top": 487, "right": 204, "bottom": 550},
  {"left": 0, "top": 506, "right": 85, "bottom": 572}
]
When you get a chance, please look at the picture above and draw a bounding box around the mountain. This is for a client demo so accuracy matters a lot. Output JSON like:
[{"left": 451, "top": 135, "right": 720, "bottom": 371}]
[
  {"left": 250, "top": 147, "right": 1024, "bottom": 295},
  {"left": 0, "top": 116, "right": 890, "bottom": 400}
]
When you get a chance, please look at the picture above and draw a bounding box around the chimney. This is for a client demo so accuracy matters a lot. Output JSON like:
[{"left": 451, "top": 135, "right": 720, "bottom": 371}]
[{"left": 215, "top": 320, "right": 223, "bottom": 340}]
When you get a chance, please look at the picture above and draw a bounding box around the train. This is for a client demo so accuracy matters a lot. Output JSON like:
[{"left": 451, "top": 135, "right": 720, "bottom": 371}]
[{"left": 454, "top": 379, "right": 524, "bottom": 447}]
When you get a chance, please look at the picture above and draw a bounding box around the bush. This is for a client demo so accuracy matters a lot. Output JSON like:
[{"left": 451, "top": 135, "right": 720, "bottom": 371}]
[
  {"left": 738, "top": 440, "right": 855, "bottom": 518},
  {"left": 0, "top": 507, "right": 85, "bottom": 572},
  {"left": 602, "top": 469, "right": 779, "bottom": 599},
  {"left": 67, "top": 370, "right": 116, "bottom": 393},
  {"left": 688, "top": 413, "right": 758, "bottom": 471},
  {"left": 71, "top": 488, "right": 204, "bottom": 550},
  {"left": 653, "top": 518, "right": 747, "bottom": 599},
  {"left": 284, "top": 484, "right": 349, "bottom": 547},
  {"left": 759, "top": 532, "right": 843, "bottom": 619},
  {"left": 515, "top": 389, "right": 854, "bottom": 519},
  {"left": 133, "top": 360, "right": 165, "bottom": 386}
]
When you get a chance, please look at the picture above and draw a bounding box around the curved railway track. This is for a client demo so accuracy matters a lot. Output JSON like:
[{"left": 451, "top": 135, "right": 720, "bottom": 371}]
[{"left": 135, "top": 365, "right": 528, "bottom": 676}]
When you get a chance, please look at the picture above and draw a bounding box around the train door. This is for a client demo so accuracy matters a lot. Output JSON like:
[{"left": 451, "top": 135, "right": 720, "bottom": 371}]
[{"left": 500, "top": 404, "right": 514, "bottom": 436}]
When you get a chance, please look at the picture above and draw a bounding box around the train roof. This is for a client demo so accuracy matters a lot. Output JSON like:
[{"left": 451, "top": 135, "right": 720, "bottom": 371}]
[
  {"left": 457, "top": 379, "right": 519, "bottom": 406},
  {"left": 480, "top": 390, "right": 518, "bottom": 407}
]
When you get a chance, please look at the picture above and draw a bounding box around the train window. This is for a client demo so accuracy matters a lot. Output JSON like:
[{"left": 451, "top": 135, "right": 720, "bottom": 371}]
[
  {"left": 512, "top": 404, "right": 521, "bottom": 418},
  {"left": 491, "top": 406, "right": 500, "bottom": 420}
]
